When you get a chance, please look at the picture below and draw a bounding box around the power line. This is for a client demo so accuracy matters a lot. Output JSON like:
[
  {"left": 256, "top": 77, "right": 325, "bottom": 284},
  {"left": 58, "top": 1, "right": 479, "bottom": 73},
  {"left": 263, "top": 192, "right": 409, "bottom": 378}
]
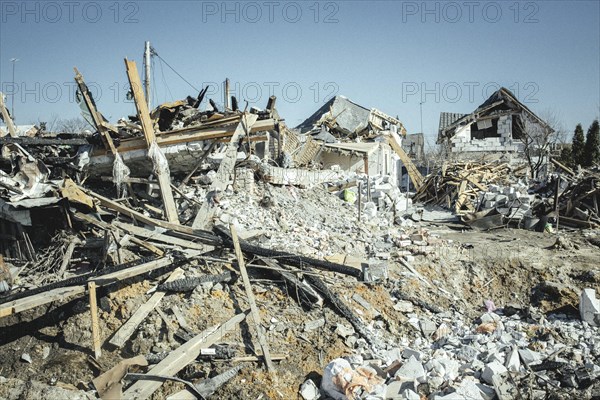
[{"left": 151, "top": 48, "right": 199, "bottom": 93}]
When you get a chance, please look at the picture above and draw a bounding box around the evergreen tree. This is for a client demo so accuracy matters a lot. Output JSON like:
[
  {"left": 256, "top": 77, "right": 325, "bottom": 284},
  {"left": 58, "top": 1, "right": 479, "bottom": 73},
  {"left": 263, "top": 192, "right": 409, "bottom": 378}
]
[
  {"left": 558, "top": 146, "right": 573, "bottom": 168},
  {"left": 572, "top": 123, "right": 585, "bottom": 166},
  {"left": 584, "top": 120, "right": 600, "bottom": 167}
]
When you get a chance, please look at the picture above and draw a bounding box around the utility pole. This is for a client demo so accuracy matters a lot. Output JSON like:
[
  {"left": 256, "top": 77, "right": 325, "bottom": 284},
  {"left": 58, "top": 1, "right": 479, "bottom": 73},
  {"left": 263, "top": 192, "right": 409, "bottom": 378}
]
[
  {"left": 419, "top": 101, "right": 424, "bottom": 135},
  {"left": 144, "top": 41, "right": 151, "bottom": 109},
  {"left": 224, "top": 78, "right": 230, "bottom": 110},
  {"left": 10, "top": 58, "right": 19, "bottom": 121}
]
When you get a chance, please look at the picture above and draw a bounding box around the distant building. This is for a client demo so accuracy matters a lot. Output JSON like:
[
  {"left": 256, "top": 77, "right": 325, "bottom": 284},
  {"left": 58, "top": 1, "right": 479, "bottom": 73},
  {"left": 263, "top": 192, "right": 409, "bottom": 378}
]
[{"left": 437, "top": 87, "right": 552, "bottom": 159}]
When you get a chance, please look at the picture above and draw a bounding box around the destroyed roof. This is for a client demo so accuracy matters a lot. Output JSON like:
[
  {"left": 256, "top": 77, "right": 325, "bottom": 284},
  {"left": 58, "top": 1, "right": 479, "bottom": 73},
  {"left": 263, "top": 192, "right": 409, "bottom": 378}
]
[
  {"left": 296, "top": 96, "right": 371, "bottom": 134},
  {"left": 438, "top": 112, "right": 467, "bottom": 133},
  {"left": 437, "top": 87, "right": 551, "bottom": 142},
  {"left": 322, "top": 141, "right": 380, "bottom": 156}
]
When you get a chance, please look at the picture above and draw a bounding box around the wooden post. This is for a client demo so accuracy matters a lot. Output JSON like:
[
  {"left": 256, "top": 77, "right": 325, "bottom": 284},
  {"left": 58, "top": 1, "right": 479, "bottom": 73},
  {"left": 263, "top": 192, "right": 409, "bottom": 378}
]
[
  {"left": 124, "top": 59, "right": 179, "bottom": 224},
  {"left": 88, "top": 281, "right": 102, "bottom": 359},
  {"left": 0, "top": 92, "right": 17, "bottom": 137},
  {"left": 73, "top": 68, "right": 118, "bottom": 153},
  {"left": 229, "top": 224, "right": 275, "bottom": 372},
  {"left": 554, "top": 175, "right": 560, "bottom": 232},
  {"left": 358, "top": 182, "right": 362, "bottom": 221},
  {"left": 224, "top": 78, "right": 230, "bottom": 110}
]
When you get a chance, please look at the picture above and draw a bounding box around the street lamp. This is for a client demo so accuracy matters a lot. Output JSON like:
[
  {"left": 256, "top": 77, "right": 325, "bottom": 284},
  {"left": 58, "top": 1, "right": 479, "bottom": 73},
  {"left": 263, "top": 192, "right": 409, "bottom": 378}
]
[{"left": 10, "top": 58, "right": 19, "bottom": 121}]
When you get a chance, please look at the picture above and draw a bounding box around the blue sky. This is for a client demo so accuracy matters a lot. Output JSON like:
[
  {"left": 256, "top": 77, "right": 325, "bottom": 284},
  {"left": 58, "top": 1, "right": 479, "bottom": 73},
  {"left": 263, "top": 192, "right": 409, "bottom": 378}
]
[{"left": 1, "top": 0, "right": 599, "bottom": 148}]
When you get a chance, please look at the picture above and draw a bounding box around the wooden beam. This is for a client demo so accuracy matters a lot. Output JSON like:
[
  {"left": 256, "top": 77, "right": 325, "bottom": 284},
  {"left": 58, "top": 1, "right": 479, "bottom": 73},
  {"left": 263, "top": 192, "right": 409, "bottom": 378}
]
[
  {"left": 0, "top": 92, "right": 18, "bottom": 137},
  {"left": 0, "top": 286, "right": 85, "bottom": 318},
  {"left": 108, "top": 268, "right": 184, "bottom": 348},
  {"left": 192, "top": 113, "right": 258, "bottom": 229},
  {"left": 229, "top": 224, "right": 275, "bottom": 372},
  {"left": 88, "top": 281, "right": 102, "bottom": 359},
  {"left": 124, "top": 59, "right": 179, "bottom": 224},
  {"left": 73, "top": 212, "right": 164, "bottom": 256},
  {"left": 73, "top": 68, "right": 118, "bottom": 153},
  {"left": 123, "top": 312, "right": 246, "bottom": 399},
  {"left": 82, "top": 188, "right": 195, "bottom": 236},
  {"left": 386, "top": 133, "right": 424, "bottom": 190},
  {"left": 0, "top": 257, "right": 173, "bottom": 318},
  {"left": 90, "top": 118, "right": 276, "bottom": 157},
  {"left": 0, "top": 137, "right": 89, "bottom": 146},
  {"left": 58, "top": 239, "right": 77, "bottom": 278},
  {"left": 112, "top": 221, "right": 210, "bottom": 252}
]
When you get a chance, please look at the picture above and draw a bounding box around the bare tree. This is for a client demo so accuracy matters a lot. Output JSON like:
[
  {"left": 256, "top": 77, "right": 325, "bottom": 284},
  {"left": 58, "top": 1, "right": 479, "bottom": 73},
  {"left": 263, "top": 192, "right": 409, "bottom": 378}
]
[
  {"left": 56, "top": 117, "right": 91, "bottom": 133},
  {"left": 516, "top": 109, "right": 564, "bottom": 178}
]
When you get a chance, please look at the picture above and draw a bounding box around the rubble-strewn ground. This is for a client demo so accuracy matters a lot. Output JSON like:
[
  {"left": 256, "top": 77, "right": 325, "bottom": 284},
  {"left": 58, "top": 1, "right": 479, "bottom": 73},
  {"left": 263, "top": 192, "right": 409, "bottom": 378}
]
[{"left": 1, "top": 183, "right": 599, "bottom": 399}]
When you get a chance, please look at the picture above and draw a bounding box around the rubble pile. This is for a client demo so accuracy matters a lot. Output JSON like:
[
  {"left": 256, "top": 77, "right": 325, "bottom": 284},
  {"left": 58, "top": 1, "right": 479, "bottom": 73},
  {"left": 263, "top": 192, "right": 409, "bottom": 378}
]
[
  {"left": 317, "top": 299, "right": 600, "bottom": 400},
  {"left": 0, "top": 58, "right": 599, "bottom": 400},
  {"left": 413, "top": 162, "right": 525, "bottom": 215}
]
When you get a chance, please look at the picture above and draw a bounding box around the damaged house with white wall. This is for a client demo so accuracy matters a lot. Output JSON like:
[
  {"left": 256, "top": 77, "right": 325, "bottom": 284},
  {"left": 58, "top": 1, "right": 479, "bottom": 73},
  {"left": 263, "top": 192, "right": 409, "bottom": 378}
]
[
  {"left": 437, "top": 87, "right": 553, "bottom": 165},
  {"left": 295, "top": 95, "right": 420, "bottom": 190}
]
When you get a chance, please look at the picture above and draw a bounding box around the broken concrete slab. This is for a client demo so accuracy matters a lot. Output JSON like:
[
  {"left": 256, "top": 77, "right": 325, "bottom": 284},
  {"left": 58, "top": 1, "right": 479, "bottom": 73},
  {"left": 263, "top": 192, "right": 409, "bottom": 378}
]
[{"left": 580, "top": 288, "right": 600, "bottom": 327}]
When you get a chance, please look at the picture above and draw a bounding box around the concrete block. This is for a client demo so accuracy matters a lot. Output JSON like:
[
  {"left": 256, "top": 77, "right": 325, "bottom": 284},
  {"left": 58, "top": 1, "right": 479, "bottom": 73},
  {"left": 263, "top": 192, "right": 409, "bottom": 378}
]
[
  {"left": 394, "top": 300, "right": 415, "bottom": 313},
  {"left": 419, "top": 319, "right": 437, "bottom": 338},
  {"left": 517, "top": 348, "right": 541, "bottom": 365},
  {"left": 494, "top": 194, "right": 508, "bottom": 204},
  {"left": 505, "top": 345, "right": 520, "bottom": 372},
  {"left": 484, "top": 200, "right": 496, "bottom": 208},
  {"left": 363, "top": 261, "right": 388, "bottom": 282},
  {"left": 403, "top": 347, "right": 422, "bottom": 361},
  {"left": 580, "top": 288, "right": 600, "bottom": 326},
  {"left": 299, "top": 379, "right": 320, "bottom": 400},
  {"left": 481, "top": 361, "right": 508, "bottom": 385},
  {"left": 491, "top": 372, "right": 518, "bottom": 400},
  {"left": 395, "top": 356, "right": 426, "bottom": 381},
  {"left": 304, "top": 318, "right": 325, "bottom": 332}
]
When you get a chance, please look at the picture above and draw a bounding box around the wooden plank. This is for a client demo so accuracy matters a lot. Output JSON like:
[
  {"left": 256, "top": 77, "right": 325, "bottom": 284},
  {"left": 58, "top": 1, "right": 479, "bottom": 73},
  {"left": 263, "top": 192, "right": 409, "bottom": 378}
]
[
  {"left": 124, "top": 59, "right": 179, "bottom": 224},
  {"left": 0, "top": 92, "right": 17, "bottom": 137},
  {"left": 82, "top": 189, "right": 195, "bottom": 236},
  {"left": 112, "top": 221, "right": 210, "bottom": 251},
  {"left": 0, "top": 286, "right": 86, "bottom": 318},
  {"left": 58, "top": 240, "right": 77, "bottom": 278},
  {"left": 0, "top": 257, "right": 174, "bottom": 318},
  {"left": 73, "top": 68, "right": 118, "bottom": 153},
  {"left": 88, "top": 281, "right": 102, "bottom": 359},
  {"left": 92, "top": 256, "right": 172, "bottom": 286},
  {"left": 191, "top": 113, "right": 258, "bottom": 229},
  {"left": 123, "top": 312, "right": 246, "bottom": 399},
  {"left": 0, "top": 137, "right": 89, "bottom": 146},
  {"left": 229, "top": 224, "right": 275, "bottom": 372},
  {"left": 90, "top": 118, "right": 276, "bottom": 157},
  {"left": 386, "top": 133, "right": 424, "bottom": 190},
  {"left": 73, "top": 212, "right": 164, "bottom": 256},
  {"left": 109, "top": 268, "right": 184, "bottom": 348}
]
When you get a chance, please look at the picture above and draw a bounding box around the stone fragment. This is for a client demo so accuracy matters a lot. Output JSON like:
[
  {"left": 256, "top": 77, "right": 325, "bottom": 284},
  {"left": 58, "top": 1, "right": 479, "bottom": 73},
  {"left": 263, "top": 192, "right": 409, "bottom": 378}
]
[
  {"left": 393, "top": 301, "right": 414, "bottom": 313},
  {"left": 580, "top": 288, "right": 600, "bottom": 326},
  {"left": 402, "top": 348, "right": 422, "bottom": 361},
  {"left": 395, "top": 356, "right": 425, "bottom": 381},
  {"left": 481, "top": 361, "right": 508, "bottom": 385},
  {"left": 299, "top": 378, "right": 320, "bottom": 400},
  {"left": 419, "top": 319, "right": 436, "bottom": 338},
  {"left": 304, "top": 318, "right": 325, "bottom": 332},
  {"left": 505, "top": 345, "right": 520, "bottom": 372},
  {"left": 517, "top": 348, "right": 541, "bottom": 365}
]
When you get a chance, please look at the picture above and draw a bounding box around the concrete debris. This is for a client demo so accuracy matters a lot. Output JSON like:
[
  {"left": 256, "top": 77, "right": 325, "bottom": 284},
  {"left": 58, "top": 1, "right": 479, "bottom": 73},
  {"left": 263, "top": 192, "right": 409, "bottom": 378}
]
[
  {"left": 580, "top": 288, "right": 600, "bottom": 326},
  {"left": 299, "top": 378, "right": 320, "bottom": 400},
  {"left": 0, "top": 50, "right": 599, "bottom": 400}
]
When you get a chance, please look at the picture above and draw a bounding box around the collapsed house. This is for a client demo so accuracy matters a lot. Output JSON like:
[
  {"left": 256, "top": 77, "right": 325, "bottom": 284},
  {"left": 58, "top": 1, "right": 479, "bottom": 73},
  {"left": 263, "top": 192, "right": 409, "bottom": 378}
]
[{"left": 438, "top": 87, "right": 553, "bottom": 163}]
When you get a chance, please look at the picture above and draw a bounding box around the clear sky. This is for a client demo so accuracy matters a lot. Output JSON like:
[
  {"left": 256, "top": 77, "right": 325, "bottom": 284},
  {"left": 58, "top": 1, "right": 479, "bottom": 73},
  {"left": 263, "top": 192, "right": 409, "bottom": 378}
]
[{"left": 1, "top": 0, "right": 599, "bottom": 148}]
